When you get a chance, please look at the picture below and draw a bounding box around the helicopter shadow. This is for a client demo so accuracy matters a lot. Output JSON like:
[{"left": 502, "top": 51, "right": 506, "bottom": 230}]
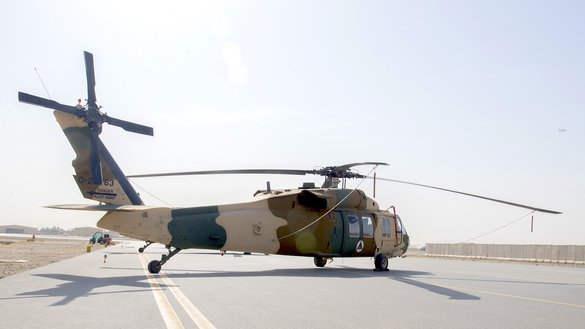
[
  {"left": 162, "top": 266, "right": 480, "bottom": 301},
  {"left": 2, "top": 267, "right": 477, "bottom": 306},
  {"left": 1, "top": 273, "right": 168, "bottom": 306}
]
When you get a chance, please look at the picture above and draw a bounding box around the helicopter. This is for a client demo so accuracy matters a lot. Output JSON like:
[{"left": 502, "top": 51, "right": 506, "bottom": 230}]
[{"left": 17, "top": 51, "right": 561, "bottom": 274}]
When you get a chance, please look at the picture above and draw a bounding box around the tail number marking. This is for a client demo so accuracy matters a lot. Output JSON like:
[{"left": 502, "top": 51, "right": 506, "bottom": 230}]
[{"left": 78, "top": 176, "right": 115, "bottom": 186}]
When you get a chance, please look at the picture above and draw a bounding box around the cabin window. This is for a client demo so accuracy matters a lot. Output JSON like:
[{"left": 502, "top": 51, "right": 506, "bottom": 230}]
[
  {"left": 348, "top": 214, "right": 360, "bottom": 238},
  {"left": 362, "top": 216, "right": 373, "bottom": 238}
]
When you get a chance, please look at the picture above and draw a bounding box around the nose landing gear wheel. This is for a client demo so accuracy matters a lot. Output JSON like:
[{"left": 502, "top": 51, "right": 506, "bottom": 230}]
[
  {"left": 139, "top": 241, "right": 153, "bottom": 253},
  {"left": 374, "top": 254, "right": 389, "bottom": 271}
]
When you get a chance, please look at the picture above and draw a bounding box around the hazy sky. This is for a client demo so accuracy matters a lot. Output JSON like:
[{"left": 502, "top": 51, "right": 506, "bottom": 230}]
[{"left": 1, "top": 1, "right": 583, "bottom": 246}]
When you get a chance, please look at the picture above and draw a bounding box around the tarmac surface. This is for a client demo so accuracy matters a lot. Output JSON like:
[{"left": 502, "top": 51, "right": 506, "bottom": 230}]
[{"left": 0, "top": 240, "right": 584, "bottom": 329}]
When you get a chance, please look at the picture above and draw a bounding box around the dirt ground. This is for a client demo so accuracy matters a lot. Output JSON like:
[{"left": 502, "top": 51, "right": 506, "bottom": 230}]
[{"left": 0, "top": 237, "right": 105, "bottom": 279}]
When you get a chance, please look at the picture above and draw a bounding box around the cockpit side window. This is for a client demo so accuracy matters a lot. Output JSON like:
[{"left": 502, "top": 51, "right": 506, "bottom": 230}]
[{"left": 396, "top": 216, "right": 403, "bottom": 233}]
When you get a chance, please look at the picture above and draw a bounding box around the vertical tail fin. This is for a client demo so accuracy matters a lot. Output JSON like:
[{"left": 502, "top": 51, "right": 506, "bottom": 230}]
[
  {"left": 55, "top": 111, "right": 144, "bottom": 206},
  {"left": 18, "top": 51, "right": 152, "bottom": 206}
]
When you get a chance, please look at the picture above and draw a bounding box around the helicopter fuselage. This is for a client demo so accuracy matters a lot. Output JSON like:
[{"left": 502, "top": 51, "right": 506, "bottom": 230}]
[{"left": 97, "top": 188, "right": 409, "bottom": 259}]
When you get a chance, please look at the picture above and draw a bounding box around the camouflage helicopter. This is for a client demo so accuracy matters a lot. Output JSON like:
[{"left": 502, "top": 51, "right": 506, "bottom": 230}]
[{"left": 18, "top": 51, "right": 561, "bottom": 274}]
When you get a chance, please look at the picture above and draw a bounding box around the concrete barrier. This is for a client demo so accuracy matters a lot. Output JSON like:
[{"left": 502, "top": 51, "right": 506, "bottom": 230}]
[{"left": 425, "top": 243, "right": 585, "bottom": 265}]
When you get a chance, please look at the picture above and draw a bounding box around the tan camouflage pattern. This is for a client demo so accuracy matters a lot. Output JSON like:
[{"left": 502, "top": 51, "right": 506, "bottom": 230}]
[{"left": 53, "top": 110, "right": 409, "bottom": 269}]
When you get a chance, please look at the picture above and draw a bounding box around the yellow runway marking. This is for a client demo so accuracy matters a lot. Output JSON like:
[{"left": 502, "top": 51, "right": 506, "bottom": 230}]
[
  {"left": 139, "top": 254, "right": 216, "bottom": 329},
  {"left": 139, "top": 254, "right": 184, "bottom": 329},
  {"left": 437, "top": 283, "right": 585, "bottom": 310},
  {"left": 334, "top": 268, "right": 585, "bottom": 310}
]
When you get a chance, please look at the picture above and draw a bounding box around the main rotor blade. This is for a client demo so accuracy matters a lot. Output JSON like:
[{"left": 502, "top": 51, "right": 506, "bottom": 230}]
[
  {"left": 128, "top": 168, "right": 312, "bottom": 178},
  {"left": 105, "top": 116, "right": 154, "bottom": 136},
  {"left": 127, "top": 163, "right": 390, "bottom": 179},
  {"left": 18, "top": 92, "right": 79, "bottom": 116},
  {"left": 84, "top": 51, "right": 97, "bottom": 107},
  {"left": 373, "top": 177, "right": 562, "bottom": 214},
  {"left": 335, "top": 162, "right": 389, "bottom": 171}
]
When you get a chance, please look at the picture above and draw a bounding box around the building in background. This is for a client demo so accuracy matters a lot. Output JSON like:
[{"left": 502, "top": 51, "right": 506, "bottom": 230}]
[{"left": 0, "top": 225, "right": 38, "bottom": 234}]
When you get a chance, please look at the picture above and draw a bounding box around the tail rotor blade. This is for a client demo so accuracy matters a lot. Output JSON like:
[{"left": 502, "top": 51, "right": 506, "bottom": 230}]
[
  {"left": 105, "top": 116, "right": 154, "bottom": 136},
  {"left": 18, "top": 92, "right": 79, "bottom": 116},
  {"left": 84, "top": 51, "right": 97, "bottom": 107},
  {"left": 89, "top": 129, "right": 103, "bottom": 184}
]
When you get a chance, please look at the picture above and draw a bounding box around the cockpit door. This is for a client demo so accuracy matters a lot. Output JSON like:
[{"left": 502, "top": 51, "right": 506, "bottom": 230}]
[
  {"left": 374, "top": 215, "right": 393, "bottom": 254},
  {"left": 394, "top": 215, "right": 404, "bottom": 246}
]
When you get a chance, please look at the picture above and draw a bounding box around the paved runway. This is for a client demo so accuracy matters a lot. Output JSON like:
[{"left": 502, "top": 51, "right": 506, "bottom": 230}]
[{"left": 1, "top": 240, "right": 584, "bottom": 329}]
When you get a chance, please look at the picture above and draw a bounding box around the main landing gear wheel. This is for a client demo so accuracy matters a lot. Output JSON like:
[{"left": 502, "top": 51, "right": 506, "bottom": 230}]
[
  {"left": 314, "top": 256, "right": 328, "bottom": 268},
  {"left": 374, "top": 254, "right": 389, "bottom": 271},
  {"left": 147, "top": 246, "right": 182, "bottom": 274}
]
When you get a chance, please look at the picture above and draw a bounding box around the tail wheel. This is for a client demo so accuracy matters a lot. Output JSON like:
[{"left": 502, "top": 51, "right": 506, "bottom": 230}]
[
  {"left": 148, "top": 260, "right": 161, "bottom": 274},
  {"left": 374, "top": 254, "right": 388, "bottom": 271},
  {"left": 314, "top": 256, "right": 328, "bottom": 267}
]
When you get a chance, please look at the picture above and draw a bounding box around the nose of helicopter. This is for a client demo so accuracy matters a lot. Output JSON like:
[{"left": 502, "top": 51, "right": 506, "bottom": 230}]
[{"left": 402, "top": 231, "right": 410, "bottom": 255}]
